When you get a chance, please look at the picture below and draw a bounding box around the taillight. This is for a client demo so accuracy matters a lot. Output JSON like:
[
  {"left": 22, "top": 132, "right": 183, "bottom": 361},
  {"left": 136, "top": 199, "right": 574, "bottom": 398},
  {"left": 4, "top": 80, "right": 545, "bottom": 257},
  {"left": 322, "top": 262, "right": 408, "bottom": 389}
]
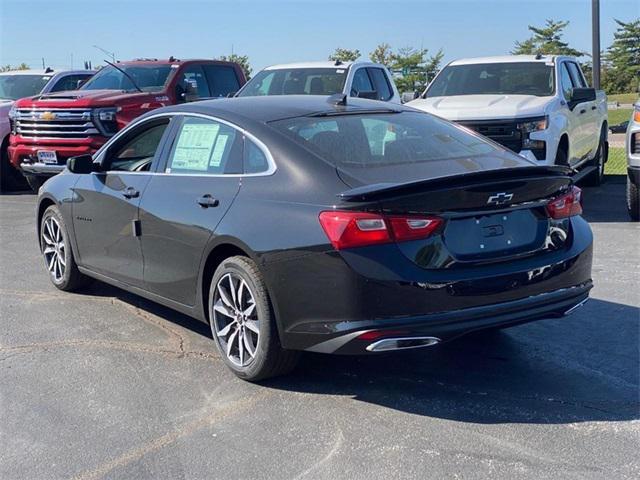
[
  {"left": 546, "top": 185, "right": 583, "bottom": 219},
  {"left": 319, "top": 211, "right": 442, "bottom": 250}
]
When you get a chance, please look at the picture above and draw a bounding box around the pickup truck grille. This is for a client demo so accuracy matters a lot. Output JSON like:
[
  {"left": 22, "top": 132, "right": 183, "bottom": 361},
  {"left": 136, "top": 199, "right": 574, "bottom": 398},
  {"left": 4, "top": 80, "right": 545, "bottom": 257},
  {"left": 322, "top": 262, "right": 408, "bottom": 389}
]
[
  {"left": 13, "top": 108, "right": 99, "bottom": 139},
  {"left": 457, "top": 120, "right": 523, "bottom": 153}
]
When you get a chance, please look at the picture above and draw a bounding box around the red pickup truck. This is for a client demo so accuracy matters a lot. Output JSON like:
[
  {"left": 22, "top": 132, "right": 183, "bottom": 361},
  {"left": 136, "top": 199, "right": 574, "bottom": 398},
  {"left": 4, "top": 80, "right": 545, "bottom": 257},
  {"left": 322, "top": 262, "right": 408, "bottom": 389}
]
[{"left": 8, "top": 58, "right": 246, "bottom": 190}]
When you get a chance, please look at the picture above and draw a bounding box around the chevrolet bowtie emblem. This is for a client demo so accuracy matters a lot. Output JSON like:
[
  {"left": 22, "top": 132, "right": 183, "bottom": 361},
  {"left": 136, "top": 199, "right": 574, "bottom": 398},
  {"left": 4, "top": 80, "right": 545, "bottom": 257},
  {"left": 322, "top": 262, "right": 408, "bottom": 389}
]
[
  {"left": 487, "top": 192, "right": 514, "bottom": 206},
  {"left": 40, "top": 111, "right": 56, "bottom": 121}
]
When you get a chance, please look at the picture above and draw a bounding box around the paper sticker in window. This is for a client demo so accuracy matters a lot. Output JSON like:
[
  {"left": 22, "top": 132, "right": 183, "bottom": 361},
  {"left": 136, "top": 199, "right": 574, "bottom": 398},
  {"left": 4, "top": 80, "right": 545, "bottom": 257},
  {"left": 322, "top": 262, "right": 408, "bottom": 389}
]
[
  {"left": 209, "top": 134, "right": 229, "bottom": 167},
  {"left": 171, "top": 123, "right": 220, "bottom": 171}
]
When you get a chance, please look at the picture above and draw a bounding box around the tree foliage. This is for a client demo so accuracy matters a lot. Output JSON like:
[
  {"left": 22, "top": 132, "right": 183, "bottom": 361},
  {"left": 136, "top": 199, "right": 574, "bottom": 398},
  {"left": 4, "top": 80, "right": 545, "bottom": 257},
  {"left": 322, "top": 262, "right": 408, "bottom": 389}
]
[
  {"left": 601, "top": 18, "right": 640, "bottom": 94},
  {"left": 512, "top": 19, "right": 584, "bottom": 57},
  {"left": 369, "top": 43, "right": 393, "bottom": 66},
  {"left": 217, "top": 54, "right": 252, "bottom": 80},
  {"left": 369, "top": 44, "right": 444, "bottom": 93},
  {"left": 328, "top": 48, "right": 361, "bottom": 63},
  {"left": 0, "top": 63, "right": 29, "bottom": 72}
]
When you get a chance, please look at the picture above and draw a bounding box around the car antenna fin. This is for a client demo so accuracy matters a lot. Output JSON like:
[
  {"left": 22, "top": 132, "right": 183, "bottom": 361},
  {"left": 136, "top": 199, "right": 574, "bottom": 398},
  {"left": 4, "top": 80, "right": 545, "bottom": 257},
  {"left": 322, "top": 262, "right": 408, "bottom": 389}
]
[{"left": 328, "top": 93, "right": 347, "bottom": 106}]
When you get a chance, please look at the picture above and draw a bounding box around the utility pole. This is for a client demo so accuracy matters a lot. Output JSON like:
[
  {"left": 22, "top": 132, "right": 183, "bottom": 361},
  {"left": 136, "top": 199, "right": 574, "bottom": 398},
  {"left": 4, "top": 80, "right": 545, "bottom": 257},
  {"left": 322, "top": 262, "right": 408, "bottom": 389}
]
[{"left": 591, "top": 0, "right": 601, "bottom": 89}]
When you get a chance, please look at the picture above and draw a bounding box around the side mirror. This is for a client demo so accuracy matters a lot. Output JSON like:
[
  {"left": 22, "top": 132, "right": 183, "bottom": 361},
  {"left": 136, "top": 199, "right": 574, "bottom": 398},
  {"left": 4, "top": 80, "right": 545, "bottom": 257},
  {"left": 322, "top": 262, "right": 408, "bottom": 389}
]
[
  {"left": 401, "top": 91, "right": 419, "bottom": 103},
  {"left": 569, "top": 87, "right": 596, "bottom": 107},
  {"left": 181, "top": 80, "right": 199, "bottom": 102},
  {"left": 356, "top": 90, "right": 379, "bottom": 100},
  {"left": 76, "top": 79, "right": 88, "bottom": 89},
  {"left": 67, "top": 154, "right": 96, "bottom": 174}
]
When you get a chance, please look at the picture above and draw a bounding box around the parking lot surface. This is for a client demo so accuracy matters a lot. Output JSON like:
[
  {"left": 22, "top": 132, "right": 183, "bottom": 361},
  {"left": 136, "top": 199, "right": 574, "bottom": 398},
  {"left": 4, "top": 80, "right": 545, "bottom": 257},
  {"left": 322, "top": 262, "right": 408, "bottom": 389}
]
[{"left": 1, "top": 178, "right": 638, "bottom": 480}]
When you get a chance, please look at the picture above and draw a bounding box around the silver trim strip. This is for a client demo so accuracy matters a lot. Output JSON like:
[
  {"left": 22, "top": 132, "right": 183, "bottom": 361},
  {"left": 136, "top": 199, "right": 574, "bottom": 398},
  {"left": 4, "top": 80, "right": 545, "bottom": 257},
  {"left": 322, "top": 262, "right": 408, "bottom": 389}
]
[{"left": 366, "top": 336, "right": 441, "bottom": 352}]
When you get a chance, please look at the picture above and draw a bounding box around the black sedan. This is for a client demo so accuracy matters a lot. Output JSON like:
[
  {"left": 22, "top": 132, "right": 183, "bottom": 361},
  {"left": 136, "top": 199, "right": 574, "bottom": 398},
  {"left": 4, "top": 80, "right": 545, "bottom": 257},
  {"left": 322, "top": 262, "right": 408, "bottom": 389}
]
[{"left": 36, "top": 95, "right": 593, "bottom": 381}]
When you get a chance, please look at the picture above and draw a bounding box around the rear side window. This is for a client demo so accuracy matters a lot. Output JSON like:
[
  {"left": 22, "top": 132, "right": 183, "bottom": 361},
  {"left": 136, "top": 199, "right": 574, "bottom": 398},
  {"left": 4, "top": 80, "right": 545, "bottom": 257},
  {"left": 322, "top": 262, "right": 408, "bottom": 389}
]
[
  {"left": 351, "top": 68, "right": 374, "bottom": 96},
  {"left": 560, "top": 64, "right": 574, "bottom": 99},
  {"left": 368, "top": 68, "right": 393, "bottom": 101},
  {"left": 566, "top": 62, "right": 587, "bottom": 88},
  {"left": 176, "top": 65, "right": 210, "bottom": 101},
  {"left": 203, "top": 65, "right": 241, "bottom": 97},
  {"left": 244, "top": 139, "right": 270, "bottom": 174},
  {"left": 166, "top": 117, "right": 241, "bottom": 174}
]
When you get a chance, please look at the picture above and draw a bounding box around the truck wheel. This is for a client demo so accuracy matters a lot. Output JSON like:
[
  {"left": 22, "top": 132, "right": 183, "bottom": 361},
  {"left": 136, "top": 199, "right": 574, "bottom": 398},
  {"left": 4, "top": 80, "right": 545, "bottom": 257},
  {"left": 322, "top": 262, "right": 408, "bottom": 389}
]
[
  {"left": 208, "top": 256, "right": 300, "bottom": 381},
  {"left": 584, "top": 129, "right": 607, "bottom": 187},
  {"left": 628, "top": 177, "right": 640, "bottom": 221},
  {"left": 24, "top": 173, "right": 45, "bottom": 192},
  {"left": 40, "top": 205, "right": 93, "bottom": 291},
  {"left": 0, "top": 141, "right": 28, "bottom": 192}
]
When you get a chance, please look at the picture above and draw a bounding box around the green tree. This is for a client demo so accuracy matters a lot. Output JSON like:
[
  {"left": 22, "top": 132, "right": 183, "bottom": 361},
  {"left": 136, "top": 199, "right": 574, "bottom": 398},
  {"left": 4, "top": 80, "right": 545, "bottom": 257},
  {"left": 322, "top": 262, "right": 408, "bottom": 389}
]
[
  {"left": 369, "top": 43, "right": 393, "bottom": 66},
  {"left": 0, "top": 63, "right": 29, "bottom": 72},
  {"left": 512, "top": 19, "right": 584, "bottom": 57},
  {"left": 328, "top": 48, "right": 361, "bottom": 63},
  {"left": 217, "top": 54, "right": 252, "bottom": 80},
  {"left": 601, "top": 18, "right": 640, "bottom": 94},
  {"left": 385, "top": 47, "right": 444, "bottom": 93}
]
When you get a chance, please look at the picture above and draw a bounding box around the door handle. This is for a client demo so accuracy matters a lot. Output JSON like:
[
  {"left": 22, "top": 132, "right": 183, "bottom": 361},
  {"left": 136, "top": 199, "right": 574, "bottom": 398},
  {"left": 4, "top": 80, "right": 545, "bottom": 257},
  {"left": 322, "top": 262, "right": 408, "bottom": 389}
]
[
  {"left": 197, "top": 194, "right": 219, "bottom": 208},
  {"left": 122, "top": 186, "right": 140, "bottom": 199}
]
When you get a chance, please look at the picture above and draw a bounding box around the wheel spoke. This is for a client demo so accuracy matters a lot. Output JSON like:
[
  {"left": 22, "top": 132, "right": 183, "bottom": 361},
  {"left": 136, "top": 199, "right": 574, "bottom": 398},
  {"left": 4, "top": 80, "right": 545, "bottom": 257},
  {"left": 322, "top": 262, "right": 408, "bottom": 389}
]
[
  {"left": 243, "top": 330, "right": 256, "bottom": 358},
  {"left": 237, "top": 280, "right": 246, "bottom": 309},
  {"left": 213, "top": 299, "right": 234, "bottom": 318},
  {"left": 47, "top": 252, "right": 56, "bottom": 271},
  {"left": 244, "top": 319, "right": 259, "bottom": 334},
  {"left": 216, "top": 321, "right": 234, "bottom": 338},
  {"left": 217, "top": 281, "right": 234, "bottom": 310},
  {"left": 226, "top": 327, "right": 239, "bottom": 358},
  {"left": 243, "top": 302, "right": 256, "bottom": 317},
  {"left": 228, "top": 275, "right": 238, "bottom": 308},
  {"left": 43, "top": 222, "right": 54, "bottom": 245},
  {"left": 54, "top": 256, "right": 61, "bottom": 279},
  {"left": 43, "top": 246, "right": 55, "bottom": 254},
  {"left": 58, "top": 250, "right": 66, "bottom": 267},
  {"left": 238, "top": 328, "right": 245, "bottom": 365}
]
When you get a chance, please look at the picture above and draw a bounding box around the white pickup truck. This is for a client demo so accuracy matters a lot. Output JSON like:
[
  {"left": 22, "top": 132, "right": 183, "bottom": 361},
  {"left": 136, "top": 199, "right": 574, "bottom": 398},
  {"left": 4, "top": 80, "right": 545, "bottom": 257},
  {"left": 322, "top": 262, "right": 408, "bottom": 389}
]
[
  {"left": 408, "top": 55, "right": 608, "bottom": 185},
  {"left": 236, "top": 61, "right": 401, "bottom": 103}
]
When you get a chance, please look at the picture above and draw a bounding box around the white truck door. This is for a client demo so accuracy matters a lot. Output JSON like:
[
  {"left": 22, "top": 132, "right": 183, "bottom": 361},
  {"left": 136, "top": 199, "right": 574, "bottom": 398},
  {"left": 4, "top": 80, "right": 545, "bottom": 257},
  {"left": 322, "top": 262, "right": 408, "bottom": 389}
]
[
  {"left": 567, "top": 61, "right": 599, "bottom": 158},
  {"left": 559, "top": 62, "right": 588, "bottom": 164}
]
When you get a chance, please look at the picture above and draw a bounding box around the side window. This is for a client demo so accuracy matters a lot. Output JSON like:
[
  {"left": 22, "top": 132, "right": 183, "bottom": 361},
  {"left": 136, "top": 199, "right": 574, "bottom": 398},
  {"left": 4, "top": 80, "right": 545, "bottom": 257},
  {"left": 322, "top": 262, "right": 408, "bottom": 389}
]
[
  {"left": 567, "top": 62, "right": 587, "bottom": 88},
  {"left": 107, "top": 121, "right": 169, "bottom": 172},
  {"left": 368, "top": 68, "right": 393, "bottom": 101},
  {"left": 560, "top": 64, "right": 574, "bottom": 99},
  {"left": 175, "top": 65, "right": 210, "bottom": 102},
  {"left": 202, "top": 65, "right": 241, "bottom": 97},
  {"left": 166, "top": 117, "right": 241, "bottom": 175},
  {"left": 50, "top": 74, "right": 91, "bottom": 92},
  {"left": 244, "top": 139, "right": 270, "bottom": 174},
  {"left": 351, "top": 68, "right": 374, "bottom": 96}
]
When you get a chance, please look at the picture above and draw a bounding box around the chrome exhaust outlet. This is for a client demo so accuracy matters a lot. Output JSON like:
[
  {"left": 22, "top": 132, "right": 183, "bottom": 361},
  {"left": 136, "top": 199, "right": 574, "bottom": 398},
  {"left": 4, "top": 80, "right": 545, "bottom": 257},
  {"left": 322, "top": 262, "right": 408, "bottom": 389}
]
[
  {"left": 563, "top": 298, "right": 589, "bottom": 316},
  {"left": 366, "top": 336, "right": 441, "bottom": 352}
]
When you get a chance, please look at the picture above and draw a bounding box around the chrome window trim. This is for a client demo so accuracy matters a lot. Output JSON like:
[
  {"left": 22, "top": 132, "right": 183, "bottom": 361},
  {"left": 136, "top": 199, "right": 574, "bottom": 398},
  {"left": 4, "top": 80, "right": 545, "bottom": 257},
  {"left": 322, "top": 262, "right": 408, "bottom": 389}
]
[{"left": 94, "top": 111, "right": 277, "bottom": 177}]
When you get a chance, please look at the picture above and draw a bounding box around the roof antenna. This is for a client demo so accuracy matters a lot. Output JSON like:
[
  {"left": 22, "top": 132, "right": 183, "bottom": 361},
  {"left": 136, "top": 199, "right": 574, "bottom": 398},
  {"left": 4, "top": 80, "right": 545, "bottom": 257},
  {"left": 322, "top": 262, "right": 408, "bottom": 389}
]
[
  {"left": 535, "top": 53, "right": 543, "bottom": 60},
  {"left": 328, "top": 93, "right": 347, "bottom": 106},
  {"left": 334, "top": 59, "right": 343, "bottom": 66},
  {"left": 44, "top": 67, "right": 53, "bottom": 73}
]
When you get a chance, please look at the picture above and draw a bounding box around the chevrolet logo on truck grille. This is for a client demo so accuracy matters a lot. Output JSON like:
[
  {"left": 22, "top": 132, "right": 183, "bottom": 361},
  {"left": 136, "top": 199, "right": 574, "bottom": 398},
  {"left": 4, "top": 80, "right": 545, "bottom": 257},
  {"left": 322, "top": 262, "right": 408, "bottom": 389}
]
[
  {"left": 487, "top": 192, "right": 514, "bottom": 206},
  {"left": 39, "top": 111, "right": 56, "bottom": 121}
]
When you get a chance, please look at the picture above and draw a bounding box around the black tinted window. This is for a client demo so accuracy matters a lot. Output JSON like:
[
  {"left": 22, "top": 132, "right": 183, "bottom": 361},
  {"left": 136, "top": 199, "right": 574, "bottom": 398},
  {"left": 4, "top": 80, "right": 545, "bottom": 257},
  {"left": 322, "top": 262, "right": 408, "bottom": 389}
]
[
  {"left": 427, "top": 62, "right": 555, "bottom": 97},
  {"left": 244, "top": 139, "right": 269, "bottom": 174},
  {"left": 176, "top": 65, "right": 210, "bottom": 102},
  {"left": 368, "top": 68, "right": 392, "bottom": 101},
  {"left": 566, "top": 62, "right": 587, "bottom": 88},
  {"left": 203, "top": 65, "right": 241, "bottom": 97}
]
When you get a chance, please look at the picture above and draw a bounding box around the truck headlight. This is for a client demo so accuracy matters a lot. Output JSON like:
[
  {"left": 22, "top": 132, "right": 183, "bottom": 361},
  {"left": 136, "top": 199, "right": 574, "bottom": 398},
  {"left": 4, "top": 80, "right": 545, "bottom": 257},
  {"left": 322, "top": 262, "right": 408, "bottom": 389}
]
[
  {"left": 518, "top": 116, "right": 548, "bottom": 150},
  {"left": 92, "top": 107, "right": 120, "bottom": 136}
]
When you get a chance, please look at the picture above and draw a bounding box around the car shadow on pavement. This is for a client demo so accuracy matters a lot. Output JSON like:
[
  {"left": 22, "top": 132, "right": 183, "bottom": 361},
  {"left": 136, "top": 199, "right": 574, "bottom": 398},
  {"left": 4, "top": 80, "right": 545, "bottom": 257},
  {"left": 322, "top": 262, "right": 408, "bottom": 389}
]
[{"left": 581, "top": 176, "right": 632, "bottom": 223}]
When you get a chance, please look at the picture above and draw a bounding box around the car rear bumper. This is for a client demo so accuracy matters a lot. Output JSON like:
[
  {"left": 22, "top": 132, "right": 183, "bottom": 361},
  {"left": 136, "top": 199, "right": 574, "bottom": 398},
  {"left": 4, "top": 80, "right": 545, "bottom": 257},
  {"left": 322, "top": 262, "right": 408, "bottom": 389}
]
[{"left": 265, "top": 216, "right": 593, "bottom": 353}]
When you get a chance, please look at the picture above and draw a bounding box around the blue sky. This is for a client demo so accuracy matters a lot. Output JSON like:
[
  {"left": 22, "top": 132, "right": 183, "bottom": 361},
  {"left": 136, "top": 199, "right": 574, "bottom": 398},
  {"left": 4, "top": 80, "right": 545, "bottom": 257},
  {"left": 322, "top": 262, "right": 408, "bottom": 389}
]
[{"left": 1, "top": 0, "right": 637, "bottom": 72}]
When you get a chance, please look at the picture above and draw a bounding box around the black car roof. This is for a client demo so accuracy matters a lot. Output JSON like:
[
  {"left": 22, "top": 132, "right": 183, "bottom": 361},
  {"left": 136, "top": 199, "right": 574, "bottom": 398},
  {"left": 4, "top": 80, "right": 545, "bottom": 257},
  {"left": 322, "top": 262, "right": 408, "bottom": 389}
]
[{"left": 158, "top": 95, "right": 407, "bottom": 123}]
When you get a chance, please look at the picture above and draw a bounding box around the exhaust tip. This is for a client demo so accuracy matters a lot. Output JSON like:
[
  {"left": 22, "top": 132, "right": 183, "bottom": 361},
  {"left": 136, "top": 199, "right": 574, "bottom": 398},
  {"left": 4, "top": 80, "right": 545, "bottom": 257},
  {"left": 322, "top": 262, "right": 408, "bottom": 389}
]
[{"left": 366, "top": 336, "right": 441, "bottom": 352}]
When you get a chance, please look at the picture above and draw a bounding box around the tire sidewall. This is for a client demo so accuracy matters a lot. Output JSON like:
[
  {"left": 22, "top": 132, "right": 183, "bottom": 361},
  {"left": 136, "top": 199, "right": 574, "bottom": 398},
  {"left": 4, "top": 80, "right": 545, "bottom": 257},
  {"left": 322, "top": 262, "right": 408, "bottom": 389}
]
[
  {"left": 208, "top": 257, "right": 275, "bottom": 380},
  {"left": 41, "top": 206, "right": 74, "bottom": 289}
]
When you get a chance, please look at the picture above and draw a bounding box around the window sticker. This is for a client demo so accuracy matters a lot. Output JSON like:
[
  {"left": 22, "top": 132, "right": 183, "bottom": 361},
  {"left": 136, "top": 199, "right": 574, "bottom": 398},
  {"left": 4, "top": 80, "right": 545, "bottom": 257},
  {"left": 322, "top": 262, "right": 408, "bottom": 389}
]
[
  {"left": 209, "top": 134, "right": 229, "bottom": 167},
  {"left": 171, "top": 123, "right": 220, "bottom": 171}
]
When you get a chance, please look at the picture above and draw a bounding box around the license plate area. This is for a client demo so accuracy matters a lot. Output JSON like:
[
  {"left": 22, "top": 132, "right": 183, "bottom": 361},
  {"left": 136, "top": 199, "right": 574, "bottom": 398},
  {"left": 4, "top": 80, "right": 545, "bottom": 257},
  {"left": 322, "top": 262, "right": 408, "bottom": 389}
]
[
  {"left": 37, "top": 151, "right": 58, "bottom": 164},
  {"left": 444, "top": 209, "right": 547, "bottom": 261}
]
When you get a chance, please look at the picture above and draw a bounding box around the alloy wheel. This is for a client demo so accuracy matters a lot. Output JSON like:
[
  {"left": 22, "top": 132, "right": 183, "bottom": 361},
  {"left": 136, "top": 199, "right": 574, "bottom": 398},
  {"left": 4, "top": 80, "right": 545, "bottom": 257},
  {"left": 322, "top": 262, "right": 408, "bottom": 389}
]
[
  {"left": 42, "top": 216, "right": 66, "bottom": 282},
  {"left": 212, "top": 273, "right": 260, "bottom": 367}
]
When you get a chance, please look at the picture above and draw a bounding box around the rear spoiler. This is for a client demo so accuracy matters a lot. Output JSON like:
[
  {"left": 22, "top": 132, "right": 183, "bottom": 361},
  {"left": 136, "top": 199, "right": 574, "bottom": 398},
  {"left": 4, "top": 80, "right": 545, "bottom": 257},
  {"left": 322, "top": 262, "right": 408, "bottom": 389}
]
[{"left": 338, "top": 165, "right": 573, "bottom": 201}]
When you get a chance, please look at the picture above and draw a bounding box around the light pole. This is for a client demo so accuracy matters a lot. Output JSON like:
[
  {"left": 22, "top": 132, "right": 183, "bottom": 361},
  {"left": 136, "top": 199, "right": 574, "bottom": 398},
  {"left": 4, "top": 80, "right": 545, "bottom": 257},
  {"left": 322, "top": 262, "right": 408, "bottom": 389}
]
[
  {"left": 591, "top": 0, "right": 600, "bottom": 89},
  {"left": 92, "top": 45, "right": 116, "bottom": 63}
]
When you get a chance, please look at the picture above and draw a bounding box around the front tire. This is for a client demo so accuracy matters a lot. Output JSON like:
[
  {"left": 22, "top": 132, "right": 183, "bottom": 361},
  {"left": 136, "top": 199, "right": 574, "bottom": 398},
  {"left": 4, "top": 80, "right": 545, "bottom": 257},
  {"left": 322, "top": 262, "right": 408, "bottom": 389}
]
[
  {"left": 584, "top": 129, "right": 607, "bottom": 187},
  {"left": 40, "top": 205, "right": 92, "bottom": 291},
  {"left": 208, "top": 256, "right": 299, "bottom": 381},
  {"left": 627, "top": 177, "right": 640, "bottom": 221}
]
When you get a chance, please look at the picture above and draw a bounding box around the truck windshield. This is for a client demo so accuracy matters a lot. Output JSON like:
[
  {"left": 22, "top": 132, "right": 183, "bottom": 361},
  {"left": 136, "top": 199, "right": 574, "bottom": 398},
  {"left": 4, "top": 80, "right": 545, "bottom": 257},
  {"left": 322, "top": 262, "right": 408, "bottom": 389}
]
[
  {"left": 81, "top": 64, "right": 173, "bottom": 92},
  {"left": 237, "top": 68, "right": 346, "bottom": 97},
  {"left": 426, "top": 62, "right": 555, "bottom": 97},
  {"left": 0, "top": 75, "right": 52, "bottom": 100}
]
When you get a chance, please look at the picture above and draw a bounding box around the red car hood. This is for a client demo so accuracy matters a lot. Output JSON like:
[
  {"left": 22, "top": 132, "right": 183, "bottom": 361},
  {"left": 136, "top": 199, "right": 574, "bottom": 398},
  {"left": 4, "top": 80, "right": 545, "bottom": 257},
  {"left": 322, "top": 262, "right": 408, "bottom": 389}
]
[{"left": 14, "top": 89, "right": 163, "bottom": 108}]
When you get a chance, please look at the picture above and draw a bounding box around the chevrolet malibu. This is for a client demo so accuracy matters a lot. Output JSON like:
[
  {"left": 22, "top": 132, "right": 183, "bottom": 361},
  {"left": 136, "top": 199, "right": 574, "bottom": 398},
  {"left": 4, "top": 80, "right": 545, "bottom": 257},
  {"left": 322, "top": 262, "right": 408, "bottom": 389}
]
[{"left": 36, "top": 95, "right": 593, "bottom": 381}]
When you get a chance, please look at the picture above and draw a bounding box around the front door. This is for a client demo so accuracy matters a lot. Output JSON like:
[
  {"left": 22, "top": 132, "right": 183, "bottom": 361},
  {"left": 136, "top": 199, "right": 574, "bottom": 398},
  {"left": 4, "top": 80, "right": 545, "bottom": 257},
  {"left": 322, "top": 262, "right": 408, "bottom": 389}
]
[
  {"left": 139, "top": 115, "right": 243, "bottom": 306},
  {"left": 559, "top": 62, "right": 588, "bottom": 164},
  {"left": 72, "top": 118, "right": 173, "bottom": 286}
]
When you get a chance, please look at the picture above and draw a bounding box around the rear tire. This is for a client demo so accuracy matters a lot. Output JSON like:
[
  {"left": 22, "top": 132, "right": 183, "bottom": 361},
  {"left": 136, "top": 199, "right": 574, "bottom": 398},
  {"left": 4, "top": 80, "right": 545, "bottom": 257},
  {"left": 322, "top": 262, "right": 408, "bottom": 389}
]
[
  {"left": 208, "top": 256, "right": 299, "bottom": 381},
  {"left": 40, "top": 205, "right": 92, "bottom": 291},
  {"left": 583, "top": 129, "right": 607, "bottom": 187},
  {"left": 627, "top": 177, "right": 640, "bottom": 221}
]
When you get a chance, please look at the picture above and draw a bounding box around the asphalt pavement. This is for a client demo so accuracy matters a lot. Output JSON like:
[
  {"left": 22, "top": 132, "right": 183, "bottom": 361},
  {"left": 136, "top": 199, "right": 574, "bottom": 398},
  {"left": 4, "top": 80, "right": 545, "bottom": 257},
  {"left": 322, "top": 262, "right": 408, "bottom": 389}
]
[{"left": 0, "top": 177, "right": 638, "bottom": 479}]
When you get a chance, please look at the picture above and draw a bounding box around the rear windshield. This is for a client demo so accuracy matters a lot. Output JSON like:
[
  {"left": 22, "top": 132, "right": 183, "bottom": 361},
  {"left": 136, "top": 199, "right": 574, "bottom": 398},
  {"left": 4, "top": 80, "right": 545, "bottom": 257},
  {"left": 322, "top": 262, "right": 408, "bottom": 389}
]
[
  {"left": 271, "top": 111, "right": 499, "bottom": 171},
  {"left": 81, "top": 64, "right": 173, "bottom": 92},
  {"left": 0, "top": 74, "right": 51, "bottom": 100},
  {"left": 237, "top": 68, "right": 346, "bottom": 97},
  {"left": 427, "top": 62, "right": 555, "bottom": 97}
]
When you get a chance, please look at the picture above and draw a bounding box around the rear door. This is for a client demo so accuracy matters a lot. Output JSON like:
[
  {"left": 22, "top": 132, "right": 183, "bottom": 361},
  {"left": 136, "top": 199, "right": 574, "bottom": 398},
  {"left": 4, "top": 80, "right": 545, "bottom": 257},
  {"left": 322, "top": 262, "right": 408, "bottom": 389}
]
[
  {"left": 139, "top": 114, "right": 244, "bottom": 306},
  {"left": 72, "top": 116, "right": 174, "bottom": 286}
]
